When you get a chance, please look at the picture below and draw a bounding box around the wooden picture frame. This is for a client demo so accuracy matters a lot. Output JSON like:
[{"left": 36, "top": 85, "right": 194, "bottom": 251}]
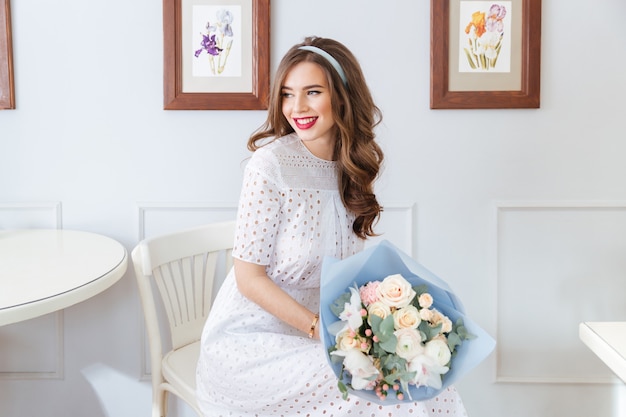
[
  {"left": 430, "top": 0, "right": 541, "bottom": 109},
  {"left": 163, "top": 0, "right": 270, "bottom": 110},
  {"left": 0, "top": 0, "right": 14, "bottom": 110}
]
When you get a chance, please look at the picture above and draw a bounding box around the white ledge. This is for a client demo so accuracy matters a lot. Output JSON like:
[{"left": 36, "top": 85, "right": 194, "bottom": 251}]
[{"left": 579, "top": 322, "right": 626, "bottom": 383}]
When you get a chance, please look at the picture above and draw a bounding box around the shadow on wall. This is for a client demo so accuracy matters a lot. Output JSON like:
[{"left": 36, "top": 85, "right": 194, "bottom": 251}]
[
  {"left": 81, "top": 363, "right": 151, "bottom": 417},
  {"left": 82, "top": 363, "right": 198, "bottom": 417}
]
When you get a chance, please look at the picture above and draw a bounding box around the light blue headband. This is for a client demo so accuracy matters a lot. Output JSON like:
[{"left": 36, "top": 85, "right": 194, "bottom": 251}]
[{"left": 298, "top": 45, "right": 348, "bottom": 87}]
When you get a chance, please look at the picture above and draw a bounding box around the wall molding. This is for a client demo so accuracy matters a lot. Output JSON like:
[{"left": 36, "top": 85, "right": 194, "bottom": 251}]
[
  {"left": 492, "top": 201, "right": 626, "bottom": 384},
  {"left": 0, "top": 202, "right": 64, "bottom": 380},
  {"left": 136, "top": 201, "right": 238, "bottom": 240},
  {"left": 0, "top": 201, "right": 62, "bottom": 229},
  {"left": 0, "top": 201, "right": 65, "bottom": 380},
  {"left": 0, "top": 310, "right": 65, "bottom": 380},
  {"left": 368, "top": 201, "right": 418, "bottom": 257}
]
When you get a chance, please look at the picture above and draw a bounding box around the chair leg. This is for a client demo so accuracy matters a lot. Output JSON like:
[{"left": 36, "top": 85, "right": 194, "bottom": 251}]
[{"left": 153, "top": 387, "right": 167, "bottom": 417}]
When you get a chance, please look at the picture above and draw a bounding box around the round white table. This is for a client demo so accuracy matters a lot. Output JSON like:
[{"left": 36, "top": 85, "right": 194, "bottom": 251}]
[{"left": 0, "top": 229, "right": 128, "bottom": 326}]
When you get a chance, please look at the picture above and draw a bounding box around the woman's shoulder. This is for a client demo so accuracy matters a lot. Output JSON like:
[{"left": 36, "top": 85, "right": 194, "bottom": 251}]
[
  {"left": 255, "top": 133, "right": 301, "bottom": 156},
  {"left": 244, "top": 134, "right": 298, "bottom": 180},
  {"left": 249, "top": 133, "right": 303, "bottom": 165}
]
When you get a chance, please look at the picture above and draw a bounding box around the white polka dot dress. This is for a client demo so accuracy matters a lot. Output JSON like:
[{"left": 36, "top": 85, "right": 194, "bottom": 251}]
[{"left": 196, "top": 133, "right": 467, "bottom": 417}]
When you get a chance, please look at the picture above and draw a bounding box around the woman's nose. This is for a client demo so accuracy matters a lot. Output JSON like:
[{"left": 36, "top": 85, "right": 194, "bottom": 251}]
[{"left": 293, "top": 95, "right": 308, "bottom": 113}]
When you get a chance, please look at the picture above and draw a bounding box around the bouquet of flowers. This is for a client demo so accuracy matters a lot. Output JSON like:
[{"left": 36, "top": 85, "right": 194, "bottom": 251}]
[
  {"left": 328, "top": 273, "right": 472, "bottom": 401},
  {"left": 320, "top": 240, "right": 495, "bottom": 404}
]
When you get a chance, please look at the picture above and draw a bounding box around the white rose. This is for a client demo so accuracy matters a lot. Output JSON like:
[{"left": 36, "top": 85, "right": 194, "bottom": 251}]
[
  {"left": 419, "top": 308, "right": 434, "bottom": 321},
  {"left": 332, "top": 349, "right": 379, "bottom": 390},
  {"left": 336, "top": 330, "right": 361, "bottom": 351},
  {"left": 367, "top": 301, "right": 391, "bottom": 325},
  {"left": 431, "top": 310, "right": 453, "bottom": 333},
  {"left": 418, "top": 293, "right": 433, "bottom": 309},
  {"left": 393, "top": 305, "right": 421, "bottom": 329},
  {"left": 424, "top": 338, "right": 452, "bottom": 367},
  {"left": 336, "top": 330, "right": 370, "bottom": 354},
  {"left": 376, "top": 274, "right": 417, "bottom": 309},
  {"left": 394, "top": 327, "right": 424, "bottom": 360},
  {"left": 441, "top": 316, "right": 453, "bottom": 333}
]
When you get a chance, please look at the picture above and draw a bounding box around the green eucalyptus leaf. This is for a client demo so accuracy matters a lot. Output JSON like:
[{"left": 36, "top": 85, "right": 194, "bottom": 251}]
[
  {"left": 419, "top": 329, "right": 427, "bottom": 341},
  {"left": 419, "top": 320, "right": 442, "bottom": 341},
  {"left": 382, "top": 353, "right": 407, "bottom": 372},
  {"left": 372, "top": 341, "right": 387, "bottom": 357},
  {"left": 383, "top": 373, "right": 400, "bottom": 385},
  {"left": 412, "top": 284, "right": 428, "bottom": 296},
  {"left": 369, "top": 313, "right": 382, "bottom": 332},
  {"left": 374, "top": 315, "right": 397, "bottom": 353},
  {"left": 383, "top": 368, "right": 416, "bottom": 385},
  {"left": 330, "top": 292, "right": 352, "bottom": 317},
  {"left": 371, "top": 314, "right": 394, "bottom": 340},
  {"left": 447, "top": 331, "right": 462, "bottom": 351},
  {"left": 379, "top": 315, "right": 396, "bottom": 337},
  {"left": 454, "top": 318, "right": 476, "bottom": 340},
  {"left": 379, "top": 334, "right": 398, "bottom": 353},
  {"left": 337, "top": 380, "right": 348, "bottom": 400}
]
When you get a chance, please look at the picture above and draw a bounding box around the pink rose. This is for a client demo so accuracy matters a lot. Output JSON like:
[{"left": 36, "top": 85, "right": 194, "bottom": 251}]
[{"left": 359, "top": 281, "right": 381, "bottom": 306}]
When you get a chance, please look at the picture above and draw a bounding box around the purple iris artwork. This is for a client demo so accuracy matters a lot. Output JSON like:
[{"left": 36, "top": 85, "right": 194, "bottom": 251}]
[
  {"left": 194, "top": 9, "right": 234, "bottom": 75},
  {"left": 195, "top": 33, "right": 222, "bottom": 57}
]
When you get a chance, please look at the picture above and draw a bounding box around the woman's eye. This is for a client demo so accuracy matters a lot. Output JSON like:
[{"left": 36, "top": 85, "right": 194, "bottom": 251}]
[
  {"left": 307, "top": 90, "right": 321, "bottom": 96},
  {"left": 281, "top": 92, "right": 293, "bottom": 98}
]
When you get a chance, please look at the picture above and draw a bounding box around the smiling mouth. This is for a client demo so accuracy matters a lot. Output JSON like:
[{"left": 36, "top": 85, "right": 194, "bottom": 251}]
[{"left": 294, "top": 117, "right": 317, "bottom": 129}]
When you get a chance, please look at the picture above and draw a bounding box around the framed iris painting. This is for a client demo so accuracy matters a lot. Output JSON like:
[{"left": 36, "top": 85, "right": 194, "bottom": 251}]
[
  {"left": 0, "top": 0, "right": 14, "bottom": 110},
  {"left": 163, "top": 0, "right": 270, "bottom": 110},
  {"left": 430, "top": 0, "right": 541, "bottom": 109}
]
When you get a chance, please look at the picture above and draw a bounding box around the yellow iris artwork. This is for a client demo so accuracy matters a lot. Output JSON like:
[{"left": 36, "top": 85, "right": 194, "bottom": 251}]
[{"left": 461, "top": 2, "right": 511, "bottom": 72}]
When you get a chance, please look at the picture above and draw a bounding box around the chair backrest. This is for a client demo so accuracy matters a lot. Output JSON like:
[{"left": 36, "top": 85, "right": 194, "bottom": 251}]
[{"left": 132, "top": 221, "right": 235, "bottom": 351}]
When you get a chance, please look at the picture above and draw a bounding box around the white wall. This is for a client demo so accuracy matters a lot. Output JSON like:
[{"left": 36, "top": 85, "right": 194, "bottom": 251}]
[{"left": 1, "top": 1, "right": 626, "bottom": 416}]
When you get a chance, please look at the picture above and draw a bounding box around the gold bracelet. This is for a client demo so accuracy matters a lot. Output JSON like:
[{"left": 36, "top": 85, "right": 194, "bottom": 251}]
[{"left": 308, "top": 313, "right": 319, "bottom": 339}]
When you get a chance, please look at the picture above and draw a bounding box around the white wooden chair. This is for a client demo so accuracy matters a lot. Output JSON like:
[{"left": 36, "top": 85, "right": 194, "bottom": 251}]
[{"left": 131, "top": 221, "right": 235, "bottom": 417}]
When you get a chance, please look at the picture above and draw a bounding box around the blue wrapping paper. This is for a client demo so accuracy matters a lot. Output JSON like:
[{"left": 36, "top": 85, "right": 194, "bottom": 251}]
[{"left": 320, "top": 240, "right": 496, "bottom": 404}]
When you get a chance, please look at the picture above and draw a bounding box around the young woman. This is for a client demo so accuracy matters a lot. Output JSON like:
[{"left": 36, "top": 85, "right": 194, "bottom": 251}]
[{"left": 196, "top": 36, "right": 467, "bottom": 416}]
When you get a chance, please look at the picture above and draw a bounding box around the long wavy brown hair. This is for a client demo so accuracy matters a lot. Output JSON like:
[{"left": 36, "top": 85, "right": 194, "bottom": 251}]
[{"left": 248, "top": 36, "right": 383, "bottom": 239}]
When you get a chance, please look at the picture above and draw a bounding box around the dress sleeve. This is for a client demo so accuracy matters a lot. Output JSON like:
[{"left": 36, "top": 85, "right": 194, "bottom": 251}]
[{"left": 232, "top": 150, "right": 282, "bottom": 266}]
